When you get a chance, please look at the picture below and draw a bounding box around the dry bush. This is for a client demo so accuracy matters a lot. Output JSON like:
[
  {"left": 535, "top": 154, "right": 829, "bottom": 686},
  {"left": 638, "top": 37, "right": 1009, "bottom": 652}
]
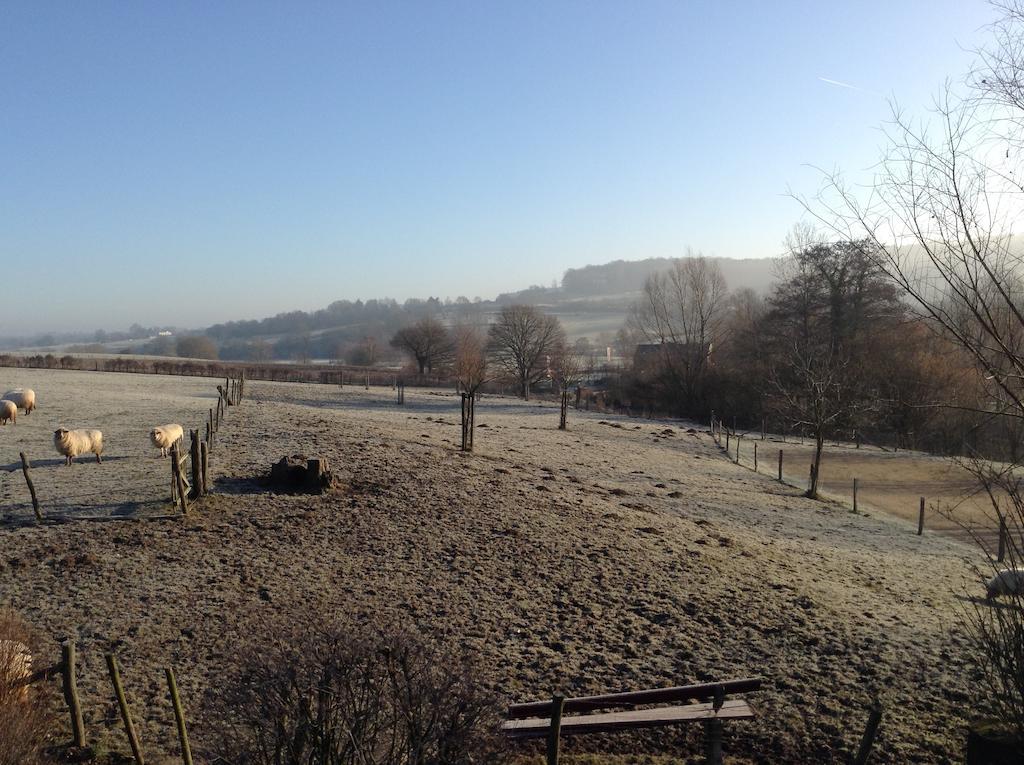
[
  {"left": 0, "top": 608, "right": 56, "bottom": 765},
  {"left": 954, "top": 459, "right": 1024, "bottom": 742},
  {"left": 213, "top": 622, "right": 509, "bottom": 765}
]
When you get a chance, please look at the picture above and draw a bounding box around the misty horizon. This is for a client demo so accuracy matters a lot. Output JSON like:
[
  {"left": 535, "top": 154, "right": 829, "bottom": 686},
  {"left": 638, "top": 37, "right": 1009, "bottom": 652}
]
[{"left": 0, "top": 3, "right": 990, "bottom": 338}]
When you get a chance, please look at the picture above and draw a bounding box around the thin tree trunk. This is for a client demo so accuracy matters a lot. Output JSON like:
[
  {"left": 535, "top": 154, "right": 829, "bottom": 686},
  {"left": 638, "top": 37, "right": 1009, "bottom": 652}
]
[{"left": 807, "top": 431, "right": 824, "bottom": 498}]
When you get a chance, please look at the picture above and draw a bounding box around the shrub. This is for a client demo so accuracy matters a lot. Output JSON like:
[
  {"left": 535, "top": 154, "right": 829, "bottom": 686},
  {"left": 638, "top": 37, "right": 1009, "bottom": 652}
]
[
  {"left": 214, "top": 623, "right": 508, "bottom": 765},
  {"left": 0, "top": 609, "right": 56, "bottom": 765}
]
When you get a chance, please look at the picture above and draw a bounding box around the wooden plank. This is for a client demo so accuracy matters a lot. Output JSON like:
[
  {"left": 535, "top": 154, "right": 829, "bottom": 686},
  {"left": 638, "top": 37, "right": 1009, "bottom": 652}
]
[
  {"left": 508, "top": 678, "right": 761, "bottom": 719},
  {"left": 503, "top": 699, "right": 754, "bottom": 739}
]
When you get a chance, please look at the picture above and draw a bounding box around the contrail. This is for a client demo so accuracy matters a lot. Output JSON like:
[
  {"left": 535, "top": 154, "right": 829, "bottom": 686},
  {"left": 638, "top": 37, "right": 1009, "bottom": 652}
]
[{"left": 818, "top": 76, "right": 881, "bottom": 96}]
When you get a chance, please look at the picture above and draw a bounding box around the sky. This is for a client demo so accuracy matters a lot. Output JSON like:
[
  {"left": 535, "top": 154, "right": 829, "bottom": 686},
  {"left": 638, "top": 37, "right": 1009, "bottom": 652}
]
[{"left": 0, "top": 1, "right": 997, "bottom": 334}]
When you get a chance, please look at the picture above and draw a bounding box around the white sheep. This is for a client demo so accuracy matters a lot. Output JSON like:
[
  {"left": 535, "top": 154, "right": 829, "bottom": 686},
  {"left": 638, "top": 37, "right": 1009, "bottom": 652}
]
[
  {"left": 53, "top": 428, "right": 104, "bottom": 465},
  {"left": 0, "top": 639, "right": 31, "bottom": 702},
  {"left": 2, "top": 388, "right": 35, "bottom": 414},
  {"left": 0, "top": 399, "right": 15, "bottom": 425},
  {"left": 986, "top": 568, "right": 1024, "bottom": 600},
  {"left": 150, "top": 423, "right": 184, "bottom": 457}
]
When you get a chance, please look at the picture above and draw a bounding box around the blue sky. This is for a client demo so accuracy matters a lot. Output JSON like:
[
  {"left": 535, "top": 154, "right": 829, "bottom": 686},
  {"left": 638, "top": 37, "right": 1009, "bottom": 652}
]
[{"left": 0, "top": 1, "right": 994, "bottom": 334}]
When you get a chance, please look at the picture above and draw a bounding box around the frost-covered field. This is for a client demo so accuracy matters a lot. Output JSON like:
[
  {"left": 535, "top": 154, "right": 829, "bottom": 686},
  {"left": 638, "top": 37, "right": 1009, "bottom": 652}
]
[
  {"left": 0, "top": 371, "right": 988, "bottom": 763},
  {"left": 0, "top": 369, "right": 219, "bottom": 521}
]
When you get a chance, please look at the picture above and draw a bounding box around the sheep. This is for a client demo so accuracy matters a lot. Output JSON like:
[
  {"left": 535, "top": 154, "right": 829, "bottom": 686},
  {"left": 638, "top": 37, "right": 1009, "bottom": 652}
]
[
  {"left": 0, "top": 399, "right": 15, "bottom": 426},
  {"left": 0, "top": 639, "right": 31, "bottom": 702},
  {"left": 1, "top": 388, "right": 35, "bottom": 414},
  {"left": 150, "top": 423, "right": 184, "bottom": 457},
  {"left": 53, "top": 428, "right": 103, "bottom": 465},
  {"left": 985, "top": 568, "right": 1024, "bottom": 600}
]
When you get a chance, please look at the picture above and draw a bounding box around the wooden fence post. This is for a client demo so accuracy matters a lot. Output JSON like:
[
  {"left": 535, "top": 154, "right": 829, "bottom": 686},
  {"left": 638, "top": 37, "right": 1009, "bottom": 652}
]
[
  {"left": 778, "top": 449, "right": 783, "bottom": 482},
  {"left": 753, "top": 442, "right": 758, "bottom": 472},
  {"left": 735, "top": 435, "right": 741, "bottom": 465},
  {"left": 170, "top": 444, "right": 188, "bottom": 515},
  {"left": 725, "top": 430, "right": 730, "bottom": 453},
  {"left": 106, "top": 654, "right": 145, "bottom": 765},
  {"left": 62, "top": 641, "right": 86, "bottom": 747},
  {"left": 917, "top": 497, "right": 925, "bottom": 535},
  {"left": 546, "top": 694, "right": 564, "bottom": 765},
  {"left": 998, "top": 515, "right": 1007, "bottom": 563},
  {"left": 853, "top": 478, "right": 859, "bottom": 513},
  {"left": 165, "top": 666, "right": 193, "bottom": 765},
  {"left": 19, "top": 452, "right": 42, "bottom": 523},
  {"left": 200, "top": 441, "right": 209, "bottom": 496},
  {"left": 208, "top": 408, "right": 214, "bottom": 445},
  {"left": 189, "top": 431, "right": 200, "bottom": 501}
]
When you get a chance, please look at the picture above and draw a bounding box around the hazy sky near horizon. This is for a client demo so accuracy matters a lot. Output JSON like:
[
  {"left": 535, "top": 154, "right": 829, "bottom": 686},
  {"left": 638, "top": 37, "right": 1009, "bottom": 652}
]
[{"left": 1, "top": 1, "right": 994, "bottom": 335}]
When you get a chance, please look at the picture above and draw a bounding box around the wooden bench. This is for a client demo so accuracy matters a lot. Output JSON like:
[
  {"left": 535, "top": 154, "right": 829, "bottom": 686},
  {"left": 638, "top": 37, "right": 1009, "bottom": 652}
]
[{"left": 502, "top": 677, "right": 761, "bottom": 765}]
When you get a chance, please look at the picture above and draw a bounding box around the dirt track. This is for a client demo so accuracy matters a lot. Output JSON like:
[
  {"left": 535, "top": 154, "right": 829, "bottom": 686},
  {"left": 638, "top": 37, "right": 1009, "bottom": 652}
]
[{"left": 0, "top": 371, "right": 992, "bottom": 763}]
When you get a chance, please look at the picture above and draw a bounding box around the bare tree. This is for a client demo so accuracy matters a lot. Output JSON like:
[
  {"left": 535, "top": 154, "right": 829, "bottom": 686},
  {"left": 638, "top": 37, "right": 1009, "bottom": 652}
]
[
  {"left": 390, "top": 317, "right": 453, "bottom": 375},
  {"left": 800, "top": 2, "right": 1024, "bottom": 741},
  {"left": 763, "top": 233, "right": 899, "bottom": 497},
  {"left": 627, "top": 254, "right": 728, "bottom": 412},
  {"left": 453, "top": 326, "right": 490, "bottom": 451},
  {"left": 488, "top": 305, "right": 564, "bottom": 400},
  {"left": 550, "top": 342, "right": 586, "bottom": 429}
]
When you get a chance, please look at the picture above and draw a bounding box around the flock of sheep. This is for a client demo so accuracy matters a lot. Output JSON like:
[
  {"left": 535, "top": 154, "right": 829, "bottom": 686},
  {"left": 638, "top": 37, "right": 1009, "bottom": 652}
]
[{"left": 1, "top": 386, "right": 184, "bottom": 466}]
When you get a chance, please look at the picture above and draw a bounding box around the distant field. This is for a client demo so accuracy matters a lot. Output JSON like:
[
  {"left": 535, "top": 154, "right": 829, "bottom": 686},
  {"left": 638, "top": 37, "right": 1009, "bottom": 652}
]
[{"left": 732, "top": 435, "right": 1002, "bottom": 547}]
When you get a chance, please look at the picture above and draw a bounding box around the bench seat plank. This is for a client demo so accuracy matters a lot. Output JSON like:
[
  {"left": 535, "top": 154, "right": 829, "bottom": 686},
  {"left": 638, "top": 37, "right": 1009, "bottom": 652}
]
[
  {"left": 502, "top": 699, "right": 754, "bottom": 739},
  {"left": 508, "top": 678, "right": 761, "bottom": 719}
]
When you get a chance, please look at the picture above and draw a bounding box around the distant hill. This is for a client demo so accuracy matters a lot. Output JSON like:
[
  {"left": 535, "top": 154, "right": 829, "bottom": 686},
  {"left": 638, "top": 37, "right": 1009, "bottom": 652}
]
[
  {"left": 2, "top": 255, "right": 780, "bottom": 356},
  {"left": 496, "top": 256, "right": 777, "bottom": 304}
]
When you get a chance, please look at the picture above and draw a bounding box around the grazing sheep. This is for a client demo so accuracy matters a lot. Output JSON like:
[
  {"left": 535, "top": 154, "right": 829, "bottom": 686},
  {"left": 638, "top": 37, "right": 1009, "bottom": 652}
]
[
  {"left": 53, "top": 428, "right": 103, "bottom": 465},
  {"left": 0, "top": 399, "right": 15, "bottom": 425},
  {"left": 986, "top": 568, "right": 1024, "bottom": 600},
  {"left": 2, "top": 388, "right": 35, "bottom": 414},
  {"left": 0, "top": 639, "right": 31, "bottom": 702},
  {"left": 150, "top": 423, "right": 184, "bottom": 457}
]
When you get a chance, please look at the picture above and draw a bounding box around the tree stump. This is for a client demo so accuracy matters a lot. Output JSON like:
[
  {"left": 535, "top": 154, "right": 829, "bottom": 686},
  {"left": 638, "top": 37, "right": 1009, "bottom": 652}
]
[{"left": 268, "top": 455, "right": 339, "bottom": 494}]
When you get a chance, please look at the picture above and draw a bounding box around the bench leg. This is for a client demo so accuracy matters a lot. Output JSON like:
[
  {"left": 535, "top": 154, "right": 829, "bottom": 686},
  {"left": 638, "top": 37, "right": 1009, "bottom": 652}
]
[
  {"left": 704, "top": 718, "right": 723, "bottom": 765},
  {"left": 547, "top": 694, "right": 565, "bottom": 765}
]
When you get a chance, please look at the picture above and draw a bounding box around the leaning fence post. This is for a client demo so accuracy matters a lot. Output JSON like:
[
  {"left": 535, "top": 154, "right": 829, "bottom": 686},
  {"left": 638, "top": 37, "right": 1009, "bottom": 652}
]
[
  {"left": 853, "top": 699, "right": 883, "bottom": 765},
  {"left": 18, "top": 452, "right": 42, "bottom": 523},
  {"left": 917, "top": 497, "right": 925, "bottom": 535},
  {"left": 62, "top": 641, "right": 86, "bottom": 747},
  {"left": 165, "top": 666, "right": 194, "bottom": 765},
  {"left": 106, "top": 653, "right": 145, "bottom": 765},
  {"left": 546, "top": 694, "right": 564, "bottom": 765}
]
